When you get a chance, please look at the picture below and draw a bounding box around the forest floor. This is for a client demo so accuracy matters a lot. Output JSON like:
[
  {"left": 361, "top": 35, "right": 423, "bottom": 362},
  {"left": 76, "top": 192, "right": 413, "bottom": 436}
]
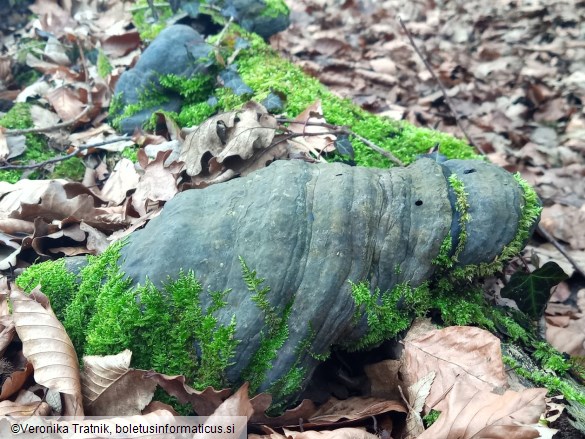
[
  {"left": 0, "top": 0, "right": 583, "bottom": 438},
  {"left": 272, "top": 0, "right": 585, "bottom": 359}
]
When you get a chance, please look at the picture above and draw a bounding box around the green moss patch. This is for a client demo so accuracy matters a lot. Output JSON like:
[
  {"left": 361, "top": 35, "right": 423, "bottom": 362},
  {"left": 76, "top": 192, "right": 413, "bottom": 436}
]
[
  {"left": 0, "top": 103, "right": 85, "bottom": 182},
  {"left": 347, "top": 276, "right": 585, "bottom": 406},
  {"left": 17, "top": 242, "right": 239, "bottom": 390},
  {"left": 450, "top": 174, "right": 542, "bottom": 280},
  {"left": 229, "top": 29, "right": 477, "bottom": 167},
  {"left": 16, "top": 243, "right": 317, "bottom": 405},
  {"left": 260, "top": 0, "right": 289, "bottom": 18},
  {"left": 131, "top": 0, "right": 173, "bottom": 41},
  {"left": 16, "top": 259, "right": 78, "bottom": 323},
  {"left": 239, "top": 256, "right": 294, "bottom": 392},
  {"left": 346, "top": 281, "right": 429, "bottom": 351},
  {"left": 97, "top": 50, "right": 113, "bottom": 78},
  {"left": 504, "top": 355, "right": 585, "bottom": 406},
  {"left": 113, "top": 19, "right": 477, "bottom": 167}
]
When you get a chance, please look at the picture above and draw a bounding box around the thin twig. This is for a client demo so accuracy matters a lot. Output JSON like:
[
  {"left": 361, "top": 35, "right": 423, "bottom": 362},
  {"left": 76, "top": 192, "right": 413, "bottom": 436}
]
[
  {"left": 129, "top": 2, "right": 222, "bottom": 13},
  {"left": 146, "top": 0, "right": 159, "bottom": 20},
  {"left": 536, "top": 224, "right": 585, "bottom": 278},
  {"left": 343, "top": 128, "right": 404, "bottom": 166},
  {"left": 128, "top": 2, "right": 168, "bottom": 12},
  {"left": 5, "top": 108, "right": 92, "bottom": 136},
  {"left": 397, "top": 15, "right": 485, "bottom": 155},
  {"left": 277, "top": 118, "right": 405, "bottom": 166},
  {"left": 0, "top": 136, "right": 130, "bottom": 171},
  {"left": 214, "top": 16, "right": 235, "bottom": 49}
]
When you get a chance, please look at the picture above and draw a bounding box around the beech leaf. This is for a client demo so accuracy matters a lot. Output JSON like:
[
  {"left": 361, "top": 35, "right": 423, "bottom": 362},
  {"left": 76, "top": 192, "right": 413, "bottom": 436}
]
[
  {"left": 10, "top": 287, "right": 83, "bottom": 416},
  {"left": 81, "top": 349, "right": 157, "bottom": 416},
  {"left": 405, "top": 371, "right": 435, "bottom": 438},
  {"left": 402, "top": 326, "right": 508, "bottom": 411},
  {"left": 419, "top": 381, "right": 547, "bottom": 439}
]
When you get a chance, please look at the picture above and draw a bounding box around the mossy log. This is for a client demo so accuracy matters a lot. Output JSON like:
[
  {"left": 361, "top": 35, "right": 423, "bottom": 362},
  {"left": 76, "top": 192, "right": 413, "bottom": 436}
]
[
  {"left": 15, "top": 9, "right": 553, "bottom": 410},
  {"left": 110, "top": 22, "right": 478, "bottom": 168},
  {"left": 17, "top": 157, "right": 541, "bottom": 407}
]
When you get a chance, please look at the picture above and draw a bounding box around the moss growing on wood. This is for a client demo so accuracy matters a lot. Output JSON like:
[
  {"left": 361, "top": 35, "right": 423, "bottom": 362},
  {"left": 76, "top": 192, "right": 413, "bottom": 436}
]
[
  {"left": 120, "top": 146, "right": 139, "bottom": 162},
  {"left": 433, "top": 233, "right": 453, "bottom": 268},
  {"left": 17, "top": 242, "right": 240, "bottom": 390},
  {"left": 16, "top": 244, "right": 320, "bottom": 404},
  {"left": 239, "top": 256, "right": 294, "bottom": 392},
  {"left": 159, "top": 73, "right": 214, "bottom": 102},
  {"left": 15, "top": 259, "right": 78, "bottom": 323},
  {"left": 503, "top": 355, "right": 585, "bottom": 406},
  {"left": 346, "top": 281, "right": 431, "bottom": 351},
  {"left": 114, "top": 18, "right": 477, "bottom": 167},
  {"left": 260, "top": 0, "right": 289, "bottom": 18},
  {"left": 448, "top": 174, "right": 470, "bottom": 265},
  {"left": 230, "top": 29, "right": 477, "bottom": 167},
  {"left": 423, "top": 409, "right": 441, "bottom": 428},
  {"left": 132, "top": 0, "right": 173, "bottom": 41},
  {"left": 109, "top": 88, "right": 172, "bottom": 132},
  {"left": 450, "top": 174, "right": 541, "bottom": 280}
]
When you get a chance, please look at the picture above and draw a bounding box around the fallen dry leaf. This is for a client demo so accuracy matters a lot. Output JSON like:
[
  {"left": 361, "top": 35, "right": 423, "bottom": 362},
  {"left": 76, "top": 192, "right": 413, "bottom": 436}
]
[
  {"left": 143, "top": 371, "right": 231, "bottom": 416},
  {"left": 0, "top": 292, "right": 15, "bottom": 356},
  {"left": 132, "top": 150, "right": 182, "bottom": 216},
  {"left": 215, "top": 103, "right": 277, "bottom": 164},
  {"left": 10, "top": 286, "right": 83, "bottom": 416},
  {"left": 101, "top": 31, "right": 142, "bottom": 57},
  {"left": 100, "top": 158, "right": 140, "bottom": 205},
  {"left": 29, "top": 104, "right": 61, "bottom": 130},
  {"left": 418, "top": 381, "right": 547, "bottom": 439},
  {"left": 285, "top": 427, "right": 379, "bottom": 439},
  {"left": 0, "top": 314, "right": 15, "bottom": 357},
  {"left": 9, "top": 180, "right": 98, "bottom": 222},
  {"left": 202, "top": 383, "right": 251, "bottom": 438},
  {"left": 402, "top": 326, "right": 508, "bottom": 411},
  {"left": 180, "top": 111, "right": 239, "bottom": 176},
  {"left": 0, "top": 131, "right": 8, "bottom": 160},
  {"left": 0, "top": 179, "right": 67, "bottom": 219},
  {"left": 541, "top": 204, "right": 585, "bottom": 250},
  {"left": 81, "top": 349, "right": 157, "bottom": 416},
  {"left": 0, "top": 235, "right": 20, "bottom": 271},
  {"left": 180, "top": 103, "right": 277, "bottom": 178},
  {"left": 250, "top": 397, "right": 317, "bottom": 428},
  {"left": 546, "top": 288, "right": 585, "bottom": 356},
  {"left": 79, "top": 221, "right": 109, "bottom": 254},
  {"left": 29, "top": 0, "right": 77, "bottom": 37},
  {"left": 525, "top": 243, "right": 585, "bottom": 278},
  {"left": 306, "top": 396, "right": 406, "bottom": 428},
  {"left": 0, "top": 363, "right": 33, "bottom": 401},
  {"left": 288, "top": 100, "right": 336, "bottom": 157},
  {"left": 0, "top": 399, "right": 51, "bottom": 416},
  {"left": 46, "top": 86, "right": 88, "bottom": 124},
  {"left": 364, "top": 359, "right": 403, "bottom": 400},
  {"left": 43, "top": 37, "right": 70, "bottom": 66},
  {"left": 404, "top": 371, "right": 435, "bottom": 439}
]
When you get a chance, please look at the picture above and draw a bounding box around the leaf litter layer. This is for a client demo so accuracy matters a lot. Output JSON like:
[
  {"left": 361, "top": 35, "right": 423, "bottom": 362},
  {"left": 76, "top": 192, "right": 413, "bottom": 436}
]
[{"left": 0, "top": 0, "right": 580, "bottom": 436}]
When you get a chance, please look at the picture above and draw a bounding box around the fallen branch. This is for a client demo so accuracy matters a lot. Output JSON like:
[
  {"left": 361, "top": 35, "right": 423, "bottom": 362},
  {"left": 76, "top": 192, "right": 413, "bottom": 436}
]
[
  {"left": 397, "top": 15, "right": 485, "bottom": 156},
  {"left": 0, "top": 136, "right": 130, "bottom": 171}
]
